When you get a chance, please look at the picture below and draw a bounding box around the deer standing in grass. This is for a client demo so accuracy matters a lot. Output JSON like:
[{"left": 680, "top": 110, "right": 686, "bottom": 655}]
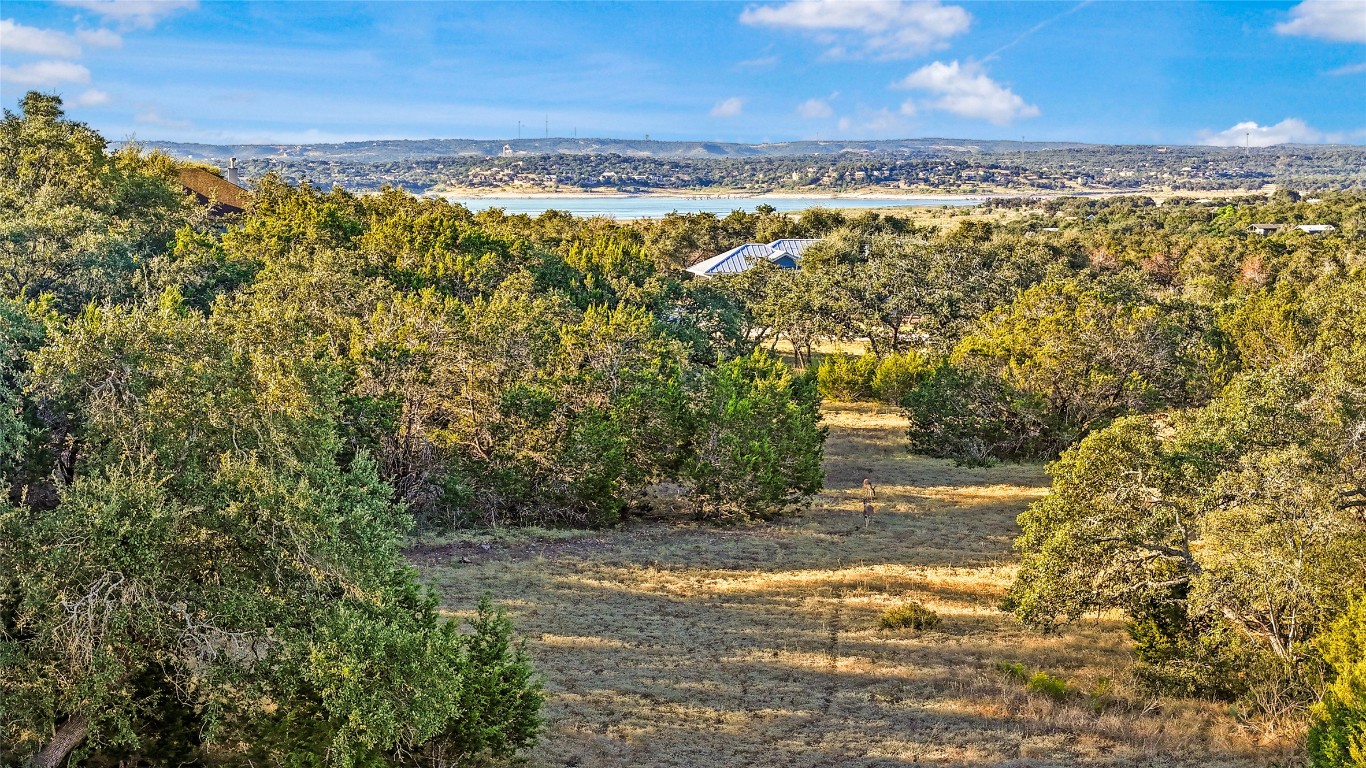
[{"left": 862, "top": 477, "right": 876, "bottom": 528}]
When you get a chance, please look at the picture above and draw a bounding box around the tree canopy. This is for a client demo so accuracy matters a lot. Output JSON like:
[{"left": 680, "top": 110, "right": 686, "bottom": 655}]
[{"left": 1, "top": 92, "right": 826, "bottom": 765}]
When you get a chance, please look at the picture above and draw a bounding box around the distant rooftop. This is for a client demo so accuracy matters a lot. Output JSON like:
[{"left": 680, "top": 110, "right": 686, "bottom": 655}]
[{"left": 178, "top": 167, "right": 250, "bottom": 214}]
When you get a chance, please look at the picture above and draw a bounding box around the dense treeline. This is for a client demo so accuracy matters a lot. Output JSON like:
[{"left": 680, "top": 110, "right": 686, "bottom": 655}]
[
  {"left": 729, "top": 191, "right": 1365, "bottom": 761},
  {"left": 0, "top": 94, "right": 833, "bottom": 764}
]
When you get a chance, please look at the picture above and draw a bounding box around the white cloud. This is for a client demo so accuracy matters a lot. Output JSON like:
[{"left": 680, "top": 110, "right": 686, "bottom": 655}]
[
  {"left": 899, "top": 99, "right": 916, "bottom": 116},
  {"left": 70, "top": 89, "right": 111, "bottom": 107},
  {"left": 0, "top": 19, "right": 83, "bottom": 57},
  {"left": 0, "top": 60, "right": 92, "bottom": 87},
  {"left": 895, "top": 60, "right": 1039, "bottom": 125},
  {"left": 739, "top": 0, "right": 971, "bottom": 59},
  {"left": 0, "top": 20, "right": 121, "bottom": 58},
  {"left": 710, "top": 97, "right": 745, "bottom": 117},
  {"left": 0, "top": 19, "right": 122, "bottom": 107},
  {"left": 797, "top": 98, "right": 833, "bottom": 118},
  {"left": 1198, "top": 118, "right": 1327, "bottom": 147},
  {"left": 1275, "top": 1, "right": 1366, "bottom": 43},
  {"left": 56, "top": 0, "right": 198, "bottom": 29},
  {"left": 77, "top": 27, "right": 123, "bottom": 47},
  {"left": 1327, "top": 62, "right": 1366, "bottom": 76}
]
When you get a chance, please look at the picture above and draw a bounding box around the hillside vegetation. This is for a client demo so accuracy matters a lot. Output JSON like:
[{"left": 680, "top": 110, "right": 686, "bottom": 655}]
[
  {"left": 2, "top": 91, "right": 1364, "bottom": 766},
  {"left": 1, "top": 91, "right": 845, "bottom": 764}
]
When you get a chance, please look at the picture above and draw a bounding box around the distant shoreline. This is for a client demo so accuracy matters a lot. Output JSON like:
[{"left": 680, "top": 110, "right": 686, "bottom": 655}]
[
  {"left": 425, "top": 187, "right": 1272, "bottom": 204},
  {"left": 429, "top": 188, "right": 988, "bottom": 202}
]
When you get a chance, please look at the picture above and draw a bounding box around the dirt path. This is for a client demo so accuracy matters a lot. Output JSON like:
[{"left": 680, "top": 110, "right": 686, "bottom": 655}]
[{"left": 413, "top": 403, "right": 1289, "bottom": 767}]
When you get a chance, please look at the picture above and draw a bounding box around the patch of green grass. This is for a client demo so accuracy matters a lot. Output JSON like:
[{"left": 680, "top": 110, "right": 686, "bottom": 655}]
[
  {"left": 1027, "top": 672, "right": 1071, "bottom": 702},
  {"left": 1088, "top": 676, "right": 1114, "bottom": 713},
  {"left": 879, "top": 601, "right": 941, "bottom": 631},
  {"left": 994, "top": 660, "right": 1030, "bottom": 683},
  {"left": 996, "top": 661, "right": 1074, "bottom": 703}
]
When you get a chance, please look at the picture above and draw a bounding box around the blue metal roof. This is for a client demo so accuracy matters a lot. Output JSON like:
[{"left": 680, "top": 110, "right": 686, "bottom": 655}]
[
  {"left": 767, "top": 238, "right": 819, "bottom": 256},
  {"left": 686, "top": 238, "right": 820, "bottom": 278},
  {"left": 687, "top": 243, "right": 776, "bottom": 277}
]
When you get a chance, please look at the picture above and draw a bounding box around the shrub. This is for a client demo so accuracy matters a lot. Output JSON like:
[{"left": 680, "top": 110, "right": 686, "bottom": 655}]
[
  {"left": 871, "top": 350, "right": 931, "bottom": 405},
  {"left": 879, "top": 601, "right": 941, "bottom": 631},
  {"left": 995, "top": 662, "right": 1075, "bottom": 704},
  {"left": 1027, "top": 672, "right": 1071, "bottom": 702},
  {"left": 816, "top": 352, "right": 877, "bottom": 401},
  {"left": 902, "top": 361, "right": 1034, "bottom": 466},
  {"left": 687, "top": 351, "right": 825, "bottom": 522},
  {"left": 1126, "top": 599, "right": 1248, "bottom": 701},
  {"left": 1309, "top": 594, "right": 1366, "bottom": 768},
  {"left": 438, "top": 595, "right": 544, "bottom": 762},
  {"left": 1088, "top": 676, "right": 1114, "bottom": 714},
  {"left": 994, "top": 660, "right": 1030, "bottom": 683}
]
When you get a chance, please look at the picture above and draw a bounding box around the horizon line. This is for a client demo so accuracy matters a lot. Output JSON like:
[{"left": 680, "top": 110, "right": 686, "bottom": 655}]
[{"left": 109, "top": 136, "right": 1366, "bottom": 150}]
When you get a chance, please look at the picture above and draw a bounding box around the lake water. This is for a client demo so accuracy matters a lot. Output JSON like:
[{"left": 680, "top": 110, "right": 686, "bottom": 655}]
[{"left": 438, "top": 195, "right": 978, "bottom": 218}]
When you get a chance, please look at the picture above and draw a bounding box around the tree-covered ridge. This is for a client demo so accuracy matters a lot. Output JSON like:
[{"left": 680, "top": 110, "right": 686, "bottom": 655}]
[
  {"left": 140, "top": 140, "right": 1366, "bottom": 195},
  {"left": 0, "top": 93, "right": 829, "bottom": 765}
]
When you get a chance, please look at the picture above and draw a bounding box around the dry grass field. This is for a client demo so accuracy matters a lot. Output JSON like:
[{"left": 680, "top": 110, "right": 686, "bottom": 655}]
[{"left": 411, "top": 403, "right": 1299, "bottom": 767}]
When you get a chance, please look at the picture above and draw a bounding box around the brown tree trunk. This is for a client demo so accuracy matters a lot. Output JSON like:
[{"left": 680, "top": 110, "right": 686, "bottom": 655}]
[{"left": 30, "top": 714, "right": 88, "bottom": 768}]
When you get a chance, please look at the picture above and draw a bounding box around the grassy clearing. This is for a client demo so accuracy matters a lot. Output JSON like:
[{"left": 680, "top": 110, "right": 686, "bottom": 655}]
[{"left": 412, "top": 403, "right": 1296, "bottom": 767}]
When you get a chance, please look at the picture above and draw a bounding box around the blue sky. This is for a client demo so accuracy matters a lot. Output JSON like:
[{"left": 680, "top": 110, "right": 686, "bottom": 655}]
[{"left": 1, "top": 1, "right": 1363, "bottom": 145}]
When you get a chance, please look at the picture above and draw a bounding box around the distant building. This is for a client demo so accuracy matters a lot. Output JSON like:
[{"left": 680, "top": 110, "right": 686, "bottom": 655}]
[
  {"left": 501, "top": 144, "right": 514, "bottom": 157},
  {"left": 686, "top": 238, "right": 820, "bottom": 278},
  {"left": 178, "top": 158, "right": 250, "bottom": 216},
  {"left": 1249, "top": 223, "right": 1337, "bottom": 236}
]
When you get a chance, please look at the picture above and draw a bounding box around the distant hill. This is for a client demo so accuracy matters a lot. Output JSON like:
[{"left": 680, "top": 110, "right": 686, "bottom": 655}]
[
  {"left": 126, "top": 136, "right": 1366, "bottom": 195},
  {"left": 125, "top": 137, "right": 1099, "bottom": 163}
]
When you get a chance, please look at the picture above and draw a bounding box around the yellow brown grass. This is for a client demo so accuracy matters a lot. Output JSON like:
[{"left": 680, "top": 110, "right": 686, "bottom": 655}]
[{"left": 414, "top": 402, "right": 1297, "bottom": 767}]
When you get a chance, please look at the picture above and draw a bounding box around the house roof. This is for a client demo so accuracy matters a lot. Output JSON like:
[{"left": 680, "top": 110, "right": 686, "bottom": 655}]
[
  {"left": 767, "top": 238, "right": 820, "bottom": 256},
  {"left": 687, "top": 243, "right": 778, "bottom": 277},
  {"left": 686, "top": 238, "right": 821, "bottom": 278},
  {"left": 178, "top": 167, "right": 250, "bottom": 214}
]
